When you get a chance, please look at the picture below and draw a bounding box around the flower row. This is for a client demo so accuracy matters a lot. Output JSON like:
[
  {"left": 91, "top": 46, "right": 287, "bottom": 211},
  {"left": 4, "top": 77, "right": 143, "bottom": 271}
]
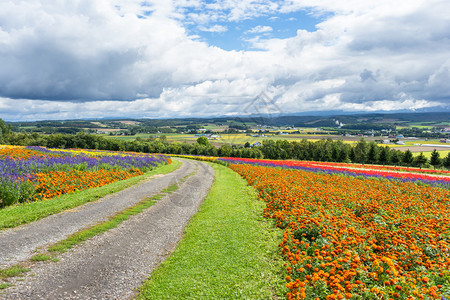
[
  {"left": 0, "top": 146, "right": 171, "bottom": 207},
  {"left": 217, "top": 157, "right": 450, "bottom": 189}
]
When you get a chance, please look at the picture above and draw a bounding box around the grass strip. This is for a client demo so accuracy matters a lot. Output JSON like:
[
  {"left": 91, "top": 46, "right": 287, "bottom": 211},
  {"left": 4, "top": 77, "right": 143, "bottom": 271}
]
[
  {"left": 0, "top": 283, "right": 11, "bottom": 289},
  {"left": 0, "top": 160, "right": 181, "bottom": 230},
  {"left": 136, "top": 163, "right": 286, "bottom": 299},
  {"left": 49, "top": 196, "right": 159, "bottom": 253},
  {"left": 0, "top": 266, "right": 29, "bottom": 280},
  {"left": 47, "top": 168, "right": 191, "bottom": 253},
  {"left": 30, "top": 254, "right": 51, "bottom": 262}
]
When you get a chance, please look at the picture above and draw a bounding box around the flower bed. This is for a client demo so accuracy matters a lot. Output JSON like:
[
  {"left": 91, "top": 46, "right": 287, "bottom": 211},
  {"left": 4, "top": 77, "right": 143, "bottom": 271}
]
[
  {"left": 0, "top": 146, "right": 171, "bottom": 207},
  {"left": 218, "top": 157, "right": 450, "bottom": 189}
]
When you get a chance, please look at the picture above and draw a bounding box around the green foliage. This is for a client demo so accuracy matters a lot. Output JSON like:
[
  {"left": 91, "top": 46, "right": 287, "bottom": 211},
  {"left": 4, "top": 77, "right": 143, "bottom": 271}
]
[
  {"left": 196, "top": 136, "right": 210, "bottom": 146},
  {"left": 219, "top": 144, "right": 233, "bottom": 157},
  {"left": 367, "top": 142, "right": 379, "bottom": 164},
  {"left": 354, "top": 138, "right": 369, "bottom": 164},
  {"left": 378, "top": 146, "right": 390, "bottom": 165},
  {"left": 414, "top": 152, "right": 428, "bottom": 168},
  {"left": 444, "top": 153, "right": 450, "bottom": 169},
  {"left": 31, "top": 254, "right": 51, "bottom": 261},
  {"left": 0, "top": 266, "right": 29, "bottom": 279},
  {"left": 1, "top": 126, "right": 447, "bottom": 169},
  {"left": 0, "top": 118, "right": 12, "bottom": 142},
  {"left": 0, "top": 180, "right": 36, "bottom": 208},
  {"left": 0, "top": 283, "right": 11, "bottom": 289},
  {"left": 403, "top": 149, "right": 414, "bottom": 165},
  {"left": 430, "top": 149, "right": 441, "bottom": 169}
]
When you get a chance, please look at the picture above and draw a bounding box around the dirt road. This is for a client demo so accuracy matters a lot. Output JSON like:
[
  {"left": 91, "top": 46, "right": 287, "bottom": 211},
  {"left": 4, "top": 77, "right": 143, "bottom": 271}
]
[{"left": 1, "top": 159, "right": 214, "bottom": 299}]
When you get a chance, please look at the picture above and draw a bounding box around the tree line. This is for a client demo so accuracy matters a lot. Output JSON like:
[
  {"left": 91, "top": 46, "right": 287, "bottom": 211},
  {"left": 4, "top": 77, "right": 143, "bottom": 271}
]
[{"left": 1, "top": 129, "right": 450, "bottom": 170}]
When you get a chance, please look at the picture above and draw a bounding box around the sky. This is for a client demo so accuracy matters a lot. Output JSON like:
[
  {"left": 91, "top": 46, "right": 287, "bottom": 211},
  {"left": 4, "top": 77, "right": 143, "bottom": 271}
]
[{"left": 0, "top": 0, "right": 449, "bottom": 121}]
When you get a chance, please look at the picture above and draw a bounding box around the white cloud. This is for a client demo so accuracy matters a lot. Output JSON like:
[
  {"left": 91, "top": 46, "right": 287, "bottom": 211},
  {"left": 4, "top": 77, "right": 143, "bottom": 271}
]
[
  {"left": 0, "top": 0, "right": 449, "bottom": 121},
  {"left": 246, "top": 25, "right": 273, "bottom": 34},
  {"left": 198, "top": 24, "right": 228, "bottom": 32}
]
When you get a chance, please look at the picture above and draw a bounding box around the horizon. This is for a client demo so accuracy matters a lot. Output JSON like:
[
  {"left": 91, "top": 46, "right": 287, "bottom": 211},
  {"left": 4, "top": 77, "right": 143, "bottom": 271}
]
[
  {"left": 1, "top": 1, "right": 449, "bottom": 121},
  {"left": 4, "top": 109, "right": 450, "bottom": 124}
]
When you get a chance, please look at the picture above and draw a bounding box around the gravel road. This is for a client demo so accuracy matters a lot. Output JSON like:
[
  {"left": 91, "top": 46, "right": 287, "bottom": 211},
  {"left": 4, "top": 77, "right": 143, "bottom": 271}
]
[
  {"left": 0, "top": 159, "right": 215, "bottom": 299},
  {"left": 0, "top": 159, "right": 195, "bottom": 268}
]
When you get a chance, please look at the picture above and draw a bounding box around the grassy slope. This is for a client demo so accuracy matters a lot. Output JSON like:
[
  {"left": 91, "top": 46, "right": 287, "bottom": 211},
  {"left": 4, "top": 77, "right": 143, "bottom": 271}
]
[
  {"left": 0, "top": 160, "right": 181, "bottom": 230},
  {"left": 137, "top": 163, "right": 285, "bottom": 299}
]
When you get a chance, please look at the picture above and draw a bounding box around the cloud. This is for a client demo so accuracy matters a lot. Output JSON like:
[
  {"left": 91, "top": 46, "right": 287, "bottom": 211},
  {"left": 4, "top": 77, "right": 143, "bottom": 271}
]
[
  {"left": 246, "top": 25, "right": 273, "bottom": 34},
  {"left": 198, "top": 24, "right": 228, "bottom": 32},
  {"left": 0, "top": 0, "right": 449, "bottom": 121}
]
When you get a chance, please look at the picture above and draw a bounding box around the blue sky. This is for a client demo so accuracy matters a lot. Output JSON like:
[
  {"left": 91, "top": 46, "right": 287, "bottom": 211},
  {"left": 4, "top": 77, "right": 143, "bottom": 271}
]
[
  {"left": 187, "top": 11, "right": 326, "bottom": 50},
  {"left": 0, "top": 0, "right": 449, "bottom": 121}
]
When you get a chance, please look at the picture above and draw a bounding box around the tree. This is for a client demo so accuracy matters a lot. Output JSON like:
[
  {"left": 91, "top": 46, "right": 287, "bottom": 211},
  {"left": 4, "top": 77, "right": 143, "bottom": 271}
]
[
  {"left": 443, "top": 153, "right": 450, "bottom": 169},
  {"left": 0, "top": 118, "right": 12, "bottom": 142},
  {"left": 402, "top": 150, "right": 414, "bottom": 166},
  {"left": 339, "top": 146, "right": 349, "bottom": 162},
  {"left": 331, "top": 144, "right": 340, "bottom": 162},
  {"left": 353, "top": 138, "right": 368, "bottom": 164},
  {"left": 430, "top": 149, "right": 441, "bottom": 169},
  {"left": 196, "top": 136, "right": 210, "bottom": 146},
  {"left": 367, "top": 142, "right": 379, "bottom": 164},
  {"left": 414, "top": 152, "right": 428, "bottom": 169},
  {"left": 378, "top": 146, "right": 390, "bottom": 165},
  {"left": 219, "top": 144, "right": 232, "bottom": 157},
  {"left": 260, "top": 140, "right": 279, "bottom": 159},
  {"left": 244, "top": 141, "right": 251, "bottom": 148},
  {"left": 349, "top": 147, "right": 355, "bottom": 162},
  {"left": 390, "top": 150, "right": 401, "bottom": 166}
]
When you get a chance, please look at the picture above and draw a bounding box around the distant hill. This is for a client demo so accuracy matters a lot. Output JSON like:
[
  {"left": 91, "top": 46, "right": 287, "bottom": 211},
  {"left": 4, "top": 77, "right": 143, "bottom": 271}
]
[{"left": 6, "top": 111, "right": 450, "bottom": 133}]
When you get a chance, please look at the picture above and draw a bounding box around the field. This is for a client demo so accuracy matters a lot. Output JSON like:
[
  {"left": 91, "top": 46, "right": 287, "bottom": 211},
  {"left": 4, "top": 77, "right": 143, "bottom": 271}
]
[
  {"left": 0, "top": 145, "right": 171, "bottom": 208},
  {"left": 177, "top": 155, "right": 450, "bottom": 299},
  {"left": 2, "top": 145, "right": 450, "bottom": 299},
  {"left": 104, "top": 132, "right": 450, "bottom": 158}
]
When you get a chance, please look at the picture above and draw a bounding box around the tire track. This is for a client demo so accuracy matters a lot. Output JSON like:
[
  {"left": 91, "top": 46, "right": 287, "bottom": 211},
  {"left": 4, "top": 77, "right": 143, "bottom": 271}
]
[{"left": 1, "top": 160, "right": 214, "bottom": 299}]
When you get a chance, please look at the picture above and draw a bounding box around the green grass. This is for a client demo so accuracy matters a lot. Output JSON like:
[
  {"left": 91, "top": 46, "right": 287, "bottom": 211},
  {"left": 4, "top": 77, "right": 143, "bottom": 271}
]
[
  {"left": 160, "top": 184, "right": 179, "bottom": 194},
  {"left": 0, "top": 283, "right": 12, "bottom": 289},
  {"left": 0, "top": 265, "right": 29, "bottom": 289},
  {"left": 0, "top": 266, "right": 29, "bottom": 279},
  {"left": 30, "top": 254, "right": 51, "bottom": 262},
  {"left": 0, "top": 160, "right": 181, "bottom": 230},
  {"left": 136, "top": 163, "right": 285, "bottom": 299}
]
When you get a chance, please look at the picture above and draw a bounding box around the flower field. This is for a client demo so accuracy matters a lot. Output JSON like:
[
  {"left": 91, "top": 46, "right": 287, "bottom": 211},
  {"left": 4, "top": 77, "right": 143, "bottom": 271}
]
[
  {"left": 171, "top": 155, "right": 450, "bottom": 188},
  {"left": 0, "top": 145, "right": 171, "bottom": 207},
  {"left": 172, "top": 155, "right": 450, "bottom": 298},
  {"left": 218, "top": 158, "right": 450, "bottom": 189},
  {"left": 231, "top": 163, "right": 450, "bottom": 299}
]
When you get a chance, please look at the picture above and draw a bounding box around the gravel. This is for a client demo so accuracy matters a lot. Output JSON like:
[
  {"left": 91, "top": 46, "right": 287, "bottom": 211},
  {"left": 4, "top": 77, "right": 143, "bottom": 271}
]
[
  {"left": 0, "top": 159, "right": 198, "bottom": 269},
  {"left": 1, "top": 159, "right": 214, "bottom": 299}
]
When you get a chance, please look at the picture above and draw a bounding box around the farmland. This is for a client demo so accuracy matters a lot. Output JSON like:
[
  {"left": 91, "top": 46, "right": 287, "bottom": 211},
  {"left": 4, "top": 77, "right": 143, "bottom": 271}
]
[
  {"left": 1, "top": 144, "right": 450, "bottom": 298},
  {"left": 0, "top": 145, "right": 171, "bottom": 208}
]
